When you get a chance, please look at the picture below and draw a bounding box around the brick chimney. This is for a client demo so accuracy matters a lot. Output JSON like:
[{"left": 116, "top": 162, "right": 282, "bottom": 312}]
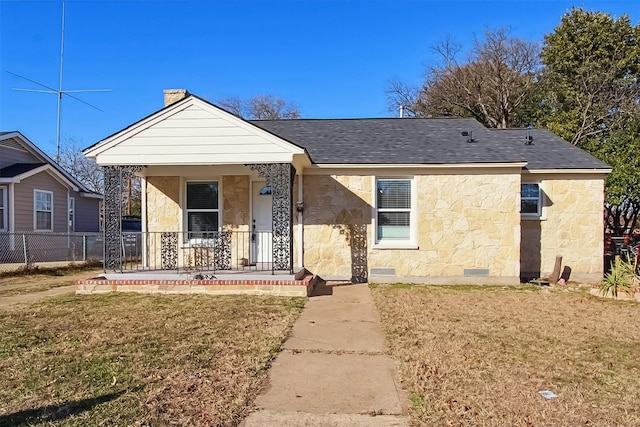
[{"left": 163, "top": 89, "right": 189, "bottom": 106}]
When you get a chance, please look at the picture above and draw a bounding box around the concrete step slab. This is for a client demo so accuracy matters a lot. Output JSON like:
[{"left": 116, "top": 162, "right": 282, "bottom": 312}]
[
  {"left": 241, "top": 410, "right": 409, "bottom": 427},
  {"left": 311, "top": 283, "right": 374, "bottom": 303},
  {"left": 299, "top": 299, "right": 378, "bottom": 322},
  {"left": 256, "top": 352, "right": 404, "bottom": 415},
  {"left": 284, "top": 319, "right": 386, "bottom": 352}
]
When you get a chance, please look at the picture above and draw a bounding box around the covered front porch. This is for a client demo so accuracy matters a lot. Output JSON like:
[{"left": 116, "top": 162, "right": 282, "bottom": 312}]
[
  {"left": 101, "top": 162, "right": 302, "bottom": 275},
  {"left": 81, "top": 92, "right": 315, "bottom": 291}
]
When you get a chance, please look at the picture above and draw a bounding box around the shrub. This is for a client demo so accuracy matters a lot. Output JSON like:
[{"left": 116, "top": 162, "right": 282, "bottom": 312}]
[{"left": 600, "top": 258, "right": 639, "bottom": 297}]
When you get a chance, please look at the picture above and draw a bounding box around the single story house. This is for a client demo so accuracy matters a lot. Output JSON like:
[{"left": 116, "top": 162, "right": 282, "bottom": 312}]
[
  {"left": 1, "top": 131, "right": 101, "bottom": 233},
  {"left": 84, "top": 89, "right": 610, "bottom": 284}
]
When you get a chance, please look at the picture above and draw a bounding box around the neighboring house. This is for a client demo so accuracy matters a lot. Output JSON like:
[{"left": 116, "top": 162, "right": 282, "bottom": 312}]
[
  {"left": 0, "top": 131, "right": 101, "bottom": 234},
  {"left": 84, "top": 89, "right": 611, "bottom": 283}
]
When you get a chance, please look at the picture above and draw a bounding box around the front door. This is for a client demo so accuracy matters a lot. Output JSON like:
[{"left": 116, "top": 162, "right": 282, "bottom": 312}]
[{"left": 252, "top": 182, "right": 272, "bottom": 264}]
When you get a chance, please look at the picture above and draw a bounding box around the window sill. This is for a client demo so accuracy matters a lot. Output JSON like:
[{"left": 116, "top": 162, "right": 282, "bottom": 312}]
[
  {"left": 522, "top": 215, "right": 546, "bottom": 221},
  {"left": 373, "top": 243, "right": 419, "bottom": 250}
]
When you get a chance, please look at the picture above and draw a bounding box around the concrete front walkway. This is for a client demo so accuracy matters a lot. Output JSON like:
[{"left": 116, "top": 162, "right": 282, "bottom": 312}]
[{"left": 242, "top": 283, "right": 409, "bottom": 426}]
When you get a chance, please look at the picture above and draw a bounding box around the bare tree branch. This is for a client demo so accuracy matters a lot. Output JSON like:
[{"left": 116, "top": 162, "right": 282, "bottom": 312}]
[
  {"left": 57, "top": 137, "right": 103, "bottom": 193},
  {"left": 217, "top": 95, "right": 300, "bottom": 119},
  {"left": 391, "top": 28, "right": 540, "bottom": 127}
]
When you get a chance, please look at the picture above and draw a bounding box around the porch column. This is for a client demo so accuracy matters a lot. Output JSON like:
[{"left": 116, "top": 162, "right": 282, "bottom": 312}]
[
  {"left": 103, "top": 165, "right": 143, "bottom": 271},
  {"left": 247, "top": 163, "right": 295, "bottom": 272}
]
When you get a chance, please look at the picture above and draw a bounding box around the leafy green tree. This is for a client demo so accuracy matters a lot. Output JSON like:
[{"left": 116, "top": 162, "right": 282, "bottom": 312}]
[
  {"left": 539, "top": 8, "right": 640, "bottom": 146},
  {"left": 582, "top": 120, "right": 640, "bottom": 234},
  {"left": 539, "top": 8, "right": 640, "bottom": 233}
]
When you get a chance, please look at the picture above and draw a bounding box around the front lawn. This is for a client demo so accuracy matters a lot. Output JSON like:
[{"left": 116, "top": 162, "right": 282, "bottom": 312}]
[
  {"left": 0, "top": 293, "right": 305, "bottom": 426},
  {"left": 0, "top": 263, "right": 103, "bottom": 297},
  {"left": 372, "top": 284, "right": 640, "bottom": 426}
]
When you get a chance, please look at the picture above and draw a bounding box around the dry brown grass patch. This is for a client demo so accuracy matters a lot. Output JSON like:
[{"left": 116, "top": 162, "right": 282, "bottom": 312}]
[
  {"left": 0, "top": 293, "right": 305, "bottom": 426},
  {"left": 0, "top": 264, "right": 103, "bottom": 297},
  {"left": 372, "top": 284, "right": 640, "bottom": 426}
]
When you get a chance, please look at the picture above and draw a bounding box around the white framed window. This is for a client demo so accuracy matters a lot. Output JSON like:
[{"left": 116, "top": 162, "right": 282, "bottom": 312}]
[
  {"left": 34, "top": 190, "right": 53, "bottom": 231},
  {"left": 521, "top": 183, "right": 542, "bottom": 217},
  {"left": 185, "top": 181, "right": 219, "bottom": 238},
  {"left": 374, "top": 178, "right": 416, "bottom": 248},
  {"left": 68, "top": 197, "right": 75, "bottom": 231},
  {"left": 0, "top": 186, "right": 7, "bottom": 231}
]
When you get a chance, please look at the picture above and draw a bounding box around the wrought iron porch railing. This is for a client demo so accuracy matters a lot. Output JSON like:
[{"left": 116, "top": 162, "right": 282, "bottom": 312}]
[{"left": 115, "top": 230, "right": 283, "bottom": 274}]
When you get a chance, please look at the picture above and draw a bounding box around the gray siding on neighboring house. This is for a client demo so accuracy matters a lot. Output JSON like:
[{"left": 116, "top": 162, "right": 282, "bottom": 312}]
[
  {"left": 0, "top": 139, "right": 37, "bottom": 168},
  {"left": 73, "top": 194, "right": 100, "bottom": 232},
  {"left": 13, "top": 171, "right": 69, "bottom": 232}
]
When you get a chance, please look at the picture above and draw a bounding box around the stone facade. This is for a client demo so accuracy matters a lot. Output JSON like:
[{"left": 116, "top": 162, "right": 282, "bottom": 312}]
[
  {"left": 410, "top": 173, "right": 520, "bottom": 279},
  {"left": 521, "top": 175, "right": 604, "bottom": 282},
  {"left": 301, "top": 173, "right": 521, "bottom": 283},
  {"left": 146, "top": 176, "right": 180, "bottom": 232},
  {"left": 222, "top": 175, "right": 251, "bottom": 267},
  {"left": 144, "top": 170, "right": 604, "bottom": 283},
  {"left": 302, "top": 174, "right": 372, "bottom": 281}
]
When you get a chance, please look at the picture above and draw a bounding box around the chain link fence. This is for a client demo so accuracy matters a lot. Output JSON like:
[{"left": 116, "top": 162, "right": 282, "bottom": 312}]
[{"left": 0, "top": 232, "right": 102, "bottom": 270}]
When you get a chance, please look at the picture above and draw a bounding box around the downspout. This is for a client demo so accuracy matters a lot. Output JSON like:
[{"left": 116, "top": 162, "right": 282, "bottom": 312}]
[{"left": 297, "top": 172, "right": 304, "bottom": 269}]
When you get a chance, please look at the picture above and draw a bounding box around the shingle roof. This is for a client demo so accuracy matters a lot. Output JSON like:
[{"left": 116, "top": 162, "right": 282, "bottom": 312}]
[
  {"left": 250, "top": 118, "right": 610, "bottom": 170},
  {"left": 0, "top": 163, "right": 45, "bottom": 178},
  {"left": 1, "top": 131, "right": 100, "bottom": 195}
]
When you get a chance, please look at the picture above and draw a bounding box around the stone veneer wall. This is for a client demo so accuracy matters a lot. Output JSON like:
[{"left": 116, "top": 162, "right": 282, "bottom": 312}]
[
  {"left": 301, "top": 173, "right": 521, "bottom": 282},
  {"left": 302, "top": 175, "right": 372, "bottom": 279},
  {"left": 146, "top": 176, "right": 180, "bottom": 232},
  {"left": 222, "top": 176, "right": 250, "bottom": 267},
  {"left": 145, "top": 176, "right": 180, "bottom": 269},
  {"left": 144, "top": 172, "right": 603, "bottom": 281},
  {"left": 521, "top": 176, "right": 604, "bottom": 282}
]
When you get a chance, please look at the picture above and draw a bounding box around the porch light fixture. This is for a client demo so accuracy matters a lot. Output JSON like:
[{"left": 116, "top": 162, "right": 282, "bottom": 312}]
[{"left": 259, "top": 186, "right": 272, "bottom": 195}]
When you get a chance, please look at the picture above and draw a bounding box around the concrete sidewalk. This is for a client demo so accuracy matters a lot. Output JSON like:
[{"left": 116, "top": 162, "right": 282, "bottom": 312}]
[
  {"left": 242, "top": 283, "right": 409, "bottom": 426},
  {"left": 0, "top": 285, "right": 75, "bottom": 308}
]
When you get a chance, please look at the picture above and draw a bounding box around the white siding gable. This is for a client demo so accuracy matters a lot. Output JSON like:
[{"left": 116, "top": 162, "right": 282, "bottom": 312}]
[{"left": 87, "top": 97, "right": 306, "bottom": 166}]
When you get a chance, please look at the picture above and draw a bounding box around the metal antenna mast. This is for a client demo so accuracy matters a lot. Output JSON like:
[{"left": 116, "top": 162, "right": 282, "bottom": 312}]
[{"left": 9, "top": 1, "right": 111, "bottom": 161}]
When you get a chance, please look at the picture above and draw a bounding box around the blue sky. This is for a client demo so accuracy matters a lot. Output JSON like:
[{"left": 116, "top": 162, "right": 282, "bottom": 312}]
[{"left": 1, "top": 0, "right": 639, "bottom": 156}]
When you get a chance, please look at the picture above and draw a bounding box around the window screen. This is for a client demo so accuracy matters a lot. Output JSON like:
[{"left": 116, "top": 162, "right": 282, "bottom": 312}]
[
  {"left": 186, "top": 182, "right": 219, "bottom": 235},
  {"left": 377, "top": 179, "right": 411, "bottom": 241}
]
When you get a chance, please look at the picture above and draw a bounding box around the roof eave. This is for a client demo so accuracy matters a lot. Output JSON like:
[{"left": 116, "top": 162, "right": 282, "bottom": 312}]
[
  {"left": 524, "top": 167, "right": 612, "bottom": 174},
  {"left": 1, "top": 131, "right": 90, "bottom": 192},
  {"left": 311, "top": 162, "right": 529, "bottom": 169}
]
